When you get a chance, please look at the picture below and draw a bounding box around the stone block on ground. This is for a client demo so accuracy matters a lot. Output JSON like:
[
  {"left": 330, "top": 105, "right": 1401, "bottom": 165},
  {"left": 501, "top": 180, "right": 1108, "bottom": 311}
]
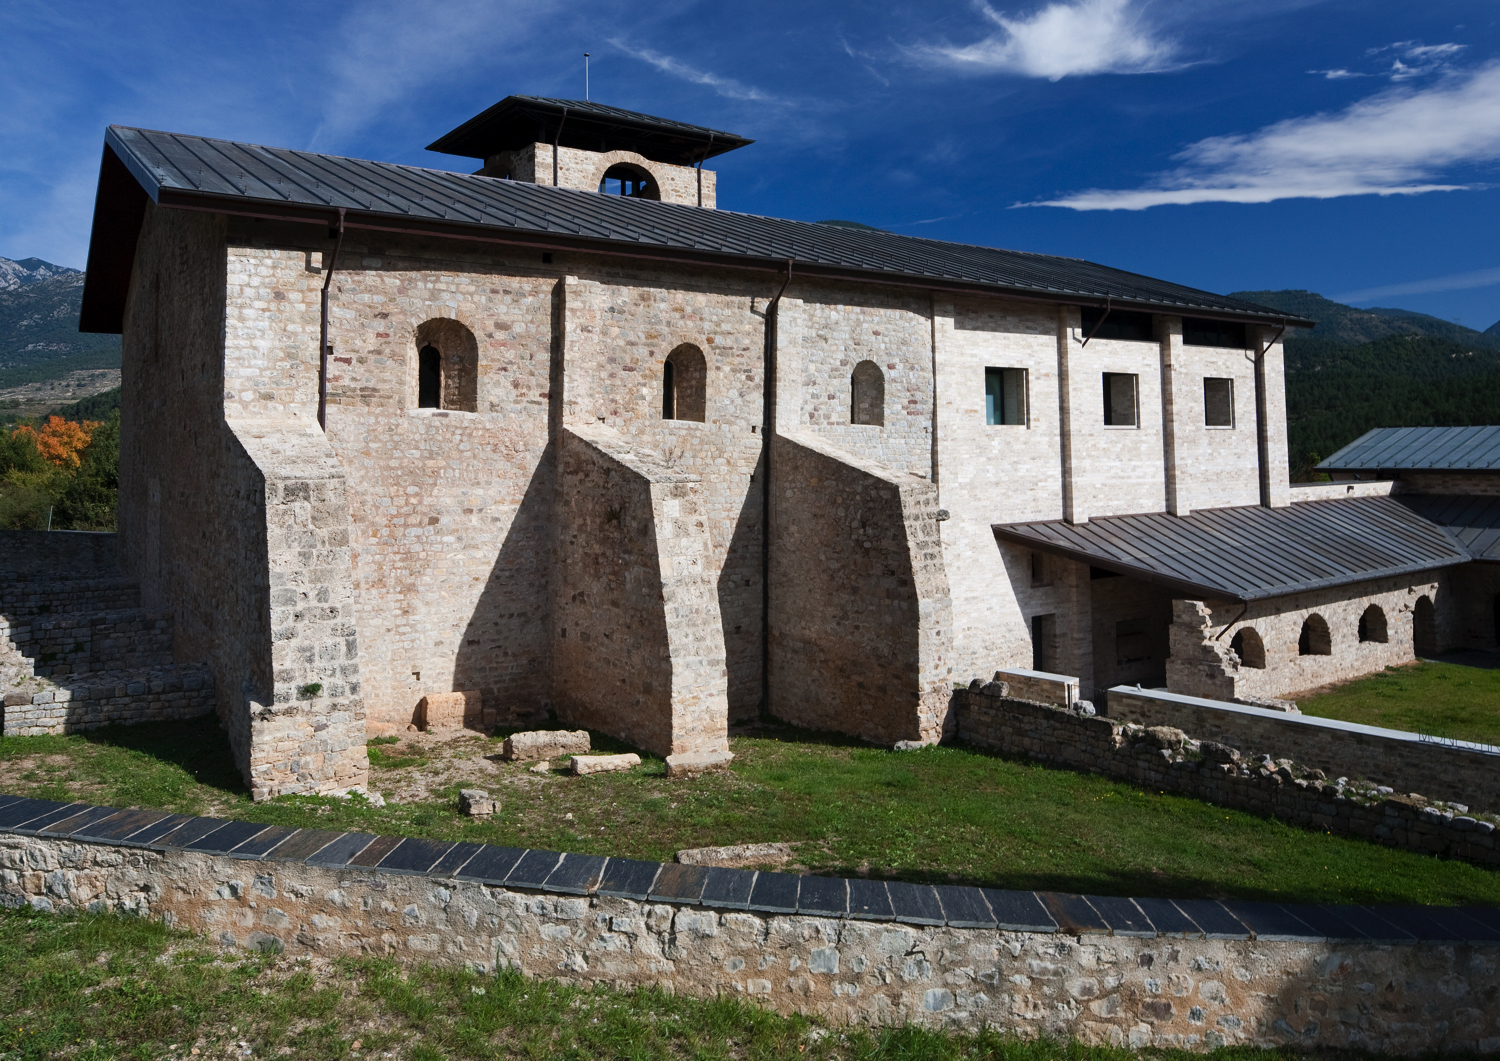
[
  {"left": 891, "top": 740, "right": 928, "bottom": 752},
  {"left": 571, "top": 753, "right": 639, "bottom": 776},
  {"left": 503, "top": 729, "right": 591, "bottom": 761},
  {"left": 417, "top": 691, "right": 484, "bottom": 732},
  {"left": 664, "top": 749, "right": 734, "bottom": 778},
  {"left": 459, "top": 789, "right": 496, "bottom": 817},
  {"left": 676, "top": 841, "right": 793, "bottom": 867},
  {"left": 529, "top": 761, "right": 551, "bottom": 774}
]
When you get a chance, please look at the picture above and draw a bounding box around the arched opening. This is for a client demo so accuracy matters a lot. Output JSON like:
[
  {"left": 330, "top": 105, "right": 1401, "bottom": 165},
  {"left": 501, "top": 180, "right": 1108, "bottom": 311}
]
[
  {"left": 1358, "top": 604, "right": 1388, "bottom": 644},
  {"left": 662, "top": 344, "right": 706, "bottom": 422},
  {"left": 851, "top": 360, "right": 884, "bottom": 426},
  {"left": 599, "top": 163, "right": 660, "bottom": 200},
  {"left": 1298, "top": 614, "right": 1331, "bottom": 656},
  {"left": 1415, "top": 595, "right": 1438, "bottom": 657},
  {"left": 418, "top": 345, "right": 441, "bottom": 408},
  {"left": 414, "top": 318, "right": 479, "bottom": 412},
  {"left": 1230, "top": 627, "right": 1265, "bottom": 669}
]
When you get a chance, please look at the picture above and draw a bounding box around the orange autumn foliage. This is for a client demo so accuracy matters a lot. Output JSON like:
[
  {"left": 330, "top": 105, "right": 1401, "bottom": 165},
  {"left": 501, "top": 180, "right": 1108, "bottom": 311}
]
[{"left": 12, "top": 416, "right": 101, "bottom": 469}]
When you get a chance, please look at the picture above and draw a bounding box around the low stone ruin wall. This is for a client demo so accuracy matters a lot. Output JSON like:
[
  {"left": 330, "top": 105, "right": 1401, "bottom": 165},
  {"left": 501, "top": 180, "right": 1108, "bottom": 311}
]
[
  {"left": 1106, "top": 686, "right": 1500, "bottom": 813},
  {"left": 0, "top": 577, "right": 139, "bottom": 619},
  {"left": 0, "top": 530, "right": 119, "bottom": 580},
  {"left": 956, "top": 682, "right": 1500, "bottom": 867},
  {"left": 3, "top": 665, "right": 215, "bottom": 737},
  {"left": 1, "top": 793, "right": 1497, "bottom": 1053}
]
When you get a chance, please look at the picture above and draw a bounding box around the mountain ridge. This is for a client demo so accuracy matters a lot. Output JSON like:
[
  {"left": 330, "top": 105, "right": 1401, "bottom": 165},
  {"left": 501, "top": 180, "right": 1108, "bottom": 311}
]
[
  {"left": 1228, "top": 289, "right": 1500, "bottom": 351},
  {"left": 0, "top": 257, "right": 120, "bottom": 387}
]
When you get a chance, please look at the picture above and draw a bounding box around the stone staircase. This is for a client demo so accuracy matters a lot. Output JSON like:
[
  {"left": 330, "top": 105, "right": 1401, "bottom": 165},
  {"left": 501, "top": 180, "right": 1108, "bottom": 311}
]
[{"left": 0, "top": 567, "right": 215, "bottom": 737}]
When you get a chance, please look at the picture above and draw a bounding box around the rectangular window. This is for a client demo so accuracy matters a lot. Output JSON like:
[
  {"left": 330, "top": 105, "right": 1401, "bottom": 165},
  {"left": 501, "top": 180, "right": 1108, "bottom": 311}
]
[
  {"left": 1183, "top": 317, "right": 1247, "bottom": 348},
  {"left": 1081, "top": 306, "right": 1155, "bottom": 343},
  {"left": 1031, "top": 614, "right": 1056, "bottom": 672},
  {"left": 1030, "top": 551, "right": 1050, "bottom": 587},
  {"left": 984, "top": 367, "right": 1027, "bottom": 425},
  {"left": 1204, "top": 377, "right": 1234, "bottom": 427},
  {"left": 1102, "top": 372, "right": 1138, "bottom": 427}
]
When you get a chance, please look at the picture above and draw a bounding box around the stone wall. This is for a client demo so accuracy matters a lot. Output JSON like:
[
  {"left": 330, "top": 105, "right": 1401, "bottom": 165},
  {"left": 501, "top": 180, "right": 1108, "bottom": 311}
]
[
  {"left": 2, "top": 806, "right": 1496, "bottom": 1053},
  {"left": 552, "top": 425, "right": 730, "bottom": 757},
  {"left": 1105, "top": 686, "right": 1500, "bottom": 814},
  {"left": 1394, "top": 471, "right": 1500, "bottom": 496},
  {"left": 0, "top": 531, "right": 118, "bottom": 580},
  {"left": 959, "top": 685, "right": 1499, "bottom": 867},
  {"left": 1288, "top": 481, "right": 1395, "bottom": 502},
  {"left": 1165, "top": 578, "right": 1442, "bottom": 702},
  {"left": 769, "top": 431, "right": 953, "bottom": 744},
  {"left": 2, "top": 667, "right": 214, "bottom": 736},
  {"left": 483, "top": 144, "right": 716, "bottom": 208}
]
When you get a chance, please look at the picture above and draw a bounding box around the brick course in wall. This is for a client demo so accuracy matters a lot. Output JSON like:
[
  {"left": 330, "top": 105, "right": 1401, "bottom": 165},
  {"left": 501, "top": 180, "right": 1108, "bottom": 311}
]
[{"left": 2, "top": 794, "right": 1497, "bottom": 1053}]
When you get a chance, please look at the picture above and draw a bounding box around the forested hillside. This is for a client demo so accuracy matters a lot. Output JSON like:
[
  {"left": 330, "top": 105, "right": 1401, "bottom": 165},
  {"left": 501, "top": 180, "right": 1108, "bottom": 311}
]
[
  {"left": 0, "top": 257, "right": 121, "bottom": 389},
  {"left": 1233, "top": 290, "right": 1500, "bottom": 479}
]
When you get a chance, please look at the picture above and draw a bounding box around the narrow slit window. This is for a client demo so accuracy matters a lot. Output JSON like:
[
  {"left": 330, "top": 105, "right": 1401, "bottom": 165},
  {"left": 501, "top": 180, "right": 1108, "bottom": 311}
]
[
  {"left": 662, "top": 360, "right": 675, "bottom": 419},
  {"left": 418, "top": 345, "right": 442, "bottom": 409},
  {"left": 1102, "top": 372, "right": 1138, "bottom": 427},
  {"left": 1204, "top": 377, "right": 1234, "bottom": 427},
  {"left": 985, "top": 367, "right": 1027, "bottom": 425}
]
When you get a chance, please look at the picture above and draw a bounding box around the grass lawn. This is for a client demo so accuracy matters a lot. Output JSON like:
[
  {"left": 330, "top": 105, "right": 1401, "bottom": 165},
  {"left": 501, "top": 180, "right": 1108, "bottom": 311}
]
[
  {"left": 0, "top": 905, "right": 1359, "bottom": 1061},
  {"left": 1295, "top": 654, "right": 1500, "bottom": 746},
  {"left": 2, "top": 716, "right": 1497, "bottom": 910}
]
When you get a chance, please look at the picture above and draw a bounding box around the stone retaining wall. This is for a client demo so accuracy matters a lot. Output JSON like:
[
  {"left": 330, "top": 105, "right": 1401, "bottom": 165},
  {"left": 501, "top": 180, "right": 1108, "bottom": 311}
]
[
  {"left": 0, "top": 531, "right": 119, "bottom": 581},
  {"left": 8, "top": 611, "right": 174, "bottom": 677},
  {"left": 1, "top": 794, "right": 1497, "bottom": 1053},
  {"left": 957, "top": 683, "right": 1500, "bottom": 867},
  {"left": 1107, "top": 686, "right": 1500, "bottom": 812},
  {"left": 2, "top": 666, "right": 216, "bottom": 736},
  {"left": 0, "top": 577, "right": 140, "bottom": 619}
]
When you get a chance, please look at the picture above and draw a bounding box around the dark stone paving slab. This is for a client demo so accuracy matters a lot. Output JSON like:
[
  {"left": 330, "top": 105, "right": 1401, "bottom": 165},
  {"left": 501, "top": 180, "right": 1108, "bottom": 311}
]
[
  {"left": 1088, "top": 895, "right": 1155, "bottom": 937},
  {"left": 545, "top": 854, "right": 607, "bottom": 895},
  {"left": 453, "top": 845, "right": 526, "bottom": 884},
  {"left": 1040, "top": 893, "right": 1108, "bottom": 934},
  {"left": 1426, "top": 908, "right": 1500, "bottom": 942},
  {"left": 1222, "top": 901, "right": 1317, "bottom": 941},
  {"left": 1458, "top": 906, "right": 1500, "bottom": 934},
  {"left": 262, "top": 829, "right": 344, "bottom": 863},
  {"left": 120, "top": 813, "right": 192, "bottom": 847},
  {"left": 228, "top": 826, "right": 300, "bottom": 860},
  {"left": 0, "top": 799, "right": 71, "bottom": 830},
  {"left": 1171, "top": 899, "right": 1250, "bottom": 940},
  {"left": 982, "top": 889, "right": 1057, "bottom": 932},
  {"left": 378, "top": 838, "right": 457, "bottom": 876},
  {"left": 1131, "top": 898, "right": 1202, "bottom": 937},
  {"left": 429, "top": 842, "right": 484, "bottom": 878},
  {"left": 847, "top": 879, "right": 893, "bottom": 921},
  {"left": 304, "top": 832, "right": 377, "bottom": 868},
  {"left": 886, "top": 881, "right": 944, "bottom": 926},
  {"left": 1320, "top": 905, "right": 1416, "bottom": 944},
  {"left": 506, "top": 850, "right": 563, "bottom": 890},
  {"left": 748, "top": 871, "right": 799, "bottom": 914},
  {"left": 700, "top": 867, "right": 756, "bottom": 910},
  {"left": 1374, "top": 905, "right": 1487, "bottom": 942},
  {"left": 72, "top": 809, "right": 173, "bottom": 844},
  {"left": 151, "top": 817, "right": 232, "bottom": 850},
  {"left": 39, "top": 805, "right": 121, "bottom": 838},
  {"left": 12, "top": 803, "right": 89, "bottom": 835},
  {"left": 1278, "top": 903, "right": 1371, "bottom": 941},
  {"left": 347, "top": 835, "right": 403, "bottom": 869},
  {"left": 797, "top": 876, "right": 847, "bottom": 918},
  {"left": 649, "top": 863, "right": 710, "bottom": 904},
  {"left": 185, "top": 821, "right": 271, "bottom": 856},
  {"left": 935, "top": 886, "right": 995, "bottom": 929},
  {"left": 596, "top": 858, "right": 661, "bottom": 900}
]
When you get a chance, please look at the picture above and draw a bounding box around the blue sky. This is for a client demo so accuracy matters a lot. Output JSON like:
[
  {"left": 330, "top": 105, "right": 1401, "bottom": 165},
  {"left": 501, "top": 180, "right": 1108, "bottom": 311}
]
[{"left": 3, "top": 0, "right": 1499, "bottom": 328}]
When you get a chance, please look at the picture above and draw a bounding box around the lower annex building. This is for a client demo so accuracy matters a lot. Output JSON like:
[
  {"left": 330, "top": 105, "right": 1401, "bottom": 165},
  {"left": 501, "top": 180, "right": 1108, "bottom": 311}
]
[{"left": 73, "top": 96, "right": 1500, "bottom": 799}]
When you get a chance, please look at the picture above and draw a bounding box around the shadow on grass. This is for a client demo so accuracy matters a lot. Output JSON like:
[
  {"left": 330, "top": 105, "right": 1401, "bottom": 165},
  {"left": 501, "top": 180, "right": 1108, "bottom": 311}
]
[{"left": 78, "top": 713, "right": 248, "bottom": 799}]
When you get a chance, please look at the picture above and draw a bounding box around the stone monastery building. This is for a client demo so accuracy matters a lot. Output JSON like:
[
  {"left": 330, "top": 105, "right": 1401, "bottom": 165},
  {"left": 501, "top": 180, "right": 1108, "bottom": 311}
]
[{"left": 69, "top": 96, "right": 1500, "bottom": 800}]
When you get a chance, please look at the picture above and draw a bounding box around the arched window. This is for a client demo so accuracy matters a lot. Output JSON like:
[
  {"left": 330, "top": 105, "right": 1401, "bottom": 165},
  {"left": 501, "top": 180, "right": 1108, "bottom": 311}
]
[
  {"left": 599, "top": 164, "right": 660, "bottom": 200},
  {"left": 851, "top": 360, "right": 884, "bottom": 426},
  {"left": 1298, "top": 614, "right": 1331, "bottom": 656},
  {"left": 1358, "top": 604, "right": 1388, "bottom": 644},
  {"left": 414, "top": 318, "right": 479, "bottom": 412},
  {"left": 1230, "top": 627, "right": 1265, "bottom": 669},
  {"left": 663, "top": 344, "right": 706, "bottom": 422},
  {"left": 1415, "top": 595, "right": 1438, "bottom": 657}
]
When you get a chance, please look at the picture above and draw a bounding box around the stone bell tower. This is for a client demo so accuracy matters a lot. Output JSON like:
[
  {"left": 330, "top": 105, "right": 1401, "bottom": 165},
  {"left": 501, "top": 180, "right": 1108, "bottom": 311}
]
[{"left": 427, "top": 95, "right": 753, "bottom": 209}]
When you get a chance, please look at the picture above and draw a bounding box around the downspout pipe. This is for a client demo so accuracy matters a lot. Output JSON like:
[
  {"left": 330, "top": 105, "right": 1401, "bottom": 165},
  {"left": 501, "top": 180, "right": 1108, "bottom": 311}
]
[
  {"left": 696, "top": 132, "right": 715, "bottom": 208},
  {"left": 1250, "top": 317, "right": 1286, "bottom": 507},
  {"left": 760, "top": 259, "right": 793, "bottom": 718},
  {"left": 552, "top": 109, "right": 569, "bottom": 188},
  {"left": 318, "top": 207, "right": 346, "bottom": 431}
]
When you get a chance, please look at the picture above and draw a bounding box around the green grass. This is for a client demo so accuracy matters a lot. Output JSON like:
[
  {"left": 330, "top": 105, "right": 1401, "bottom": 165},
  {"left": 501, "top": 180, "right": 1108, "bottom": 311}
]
[
  {"left": 0, "top": 905, "right": 1387, "bottom": 1061},
  {"left": 2, "top": 716, "right": 1497, "bottom": 909},
  {"left": 1295, "top": 656, "right": 1500, "bottom": 746}
]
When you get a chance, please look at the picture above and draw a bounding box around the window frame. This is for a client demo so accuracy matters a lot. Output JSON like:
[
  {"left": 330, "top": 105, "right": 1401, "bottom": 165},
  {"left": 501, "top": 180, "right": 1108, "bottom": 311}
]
[
  {"left": 1203, "top": 376, "right": 1235, "bottom": 429},
  {"left": 1102, "top": 372, "right": 1139, "bottom": 428},
  {"left": 984, "top": 366, "right": 1029, "bottom": 426}
]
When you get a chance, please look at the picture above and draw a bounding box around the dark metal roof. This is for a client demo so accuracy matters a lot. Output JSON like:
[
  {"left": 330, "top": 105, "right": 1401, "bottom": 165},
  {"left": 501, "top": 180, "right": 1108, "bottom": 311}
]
[
  {"left": 994, "top": 496, "right": 1467, "bottom": 602},
  {"left": 80, "top": 124, "right": 1315, "bottom": 335},
  {"left": 427, "top": 96, "right": 753, "bottom": 165},
  {"left": 1318, "top": 426, "right": 1500, "bottom": 473},
  {"left": 1396, "top": 494, "right": 1500, "bottom": 561}
]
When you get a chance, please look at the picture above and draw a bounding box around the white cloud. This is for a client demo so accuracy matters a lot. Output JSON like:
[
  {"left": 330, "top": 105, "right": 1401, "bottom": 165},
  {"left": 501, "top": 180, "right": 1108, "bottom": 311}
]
[
  {"left": 1333, "top": 266, "right": 1500, "bottom": 304},
  {"left": 1308, "top": 68, "right": 1366, "bottom": 80},
  {"left": 608, "top": 40, "right": 783, "bottom": 103},
  {"left": 1029, "top": 61, "right": 1500, "bottom": 210},
  {"left": 910, "top": 0, "right": 1179, "bottom": 81}
]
